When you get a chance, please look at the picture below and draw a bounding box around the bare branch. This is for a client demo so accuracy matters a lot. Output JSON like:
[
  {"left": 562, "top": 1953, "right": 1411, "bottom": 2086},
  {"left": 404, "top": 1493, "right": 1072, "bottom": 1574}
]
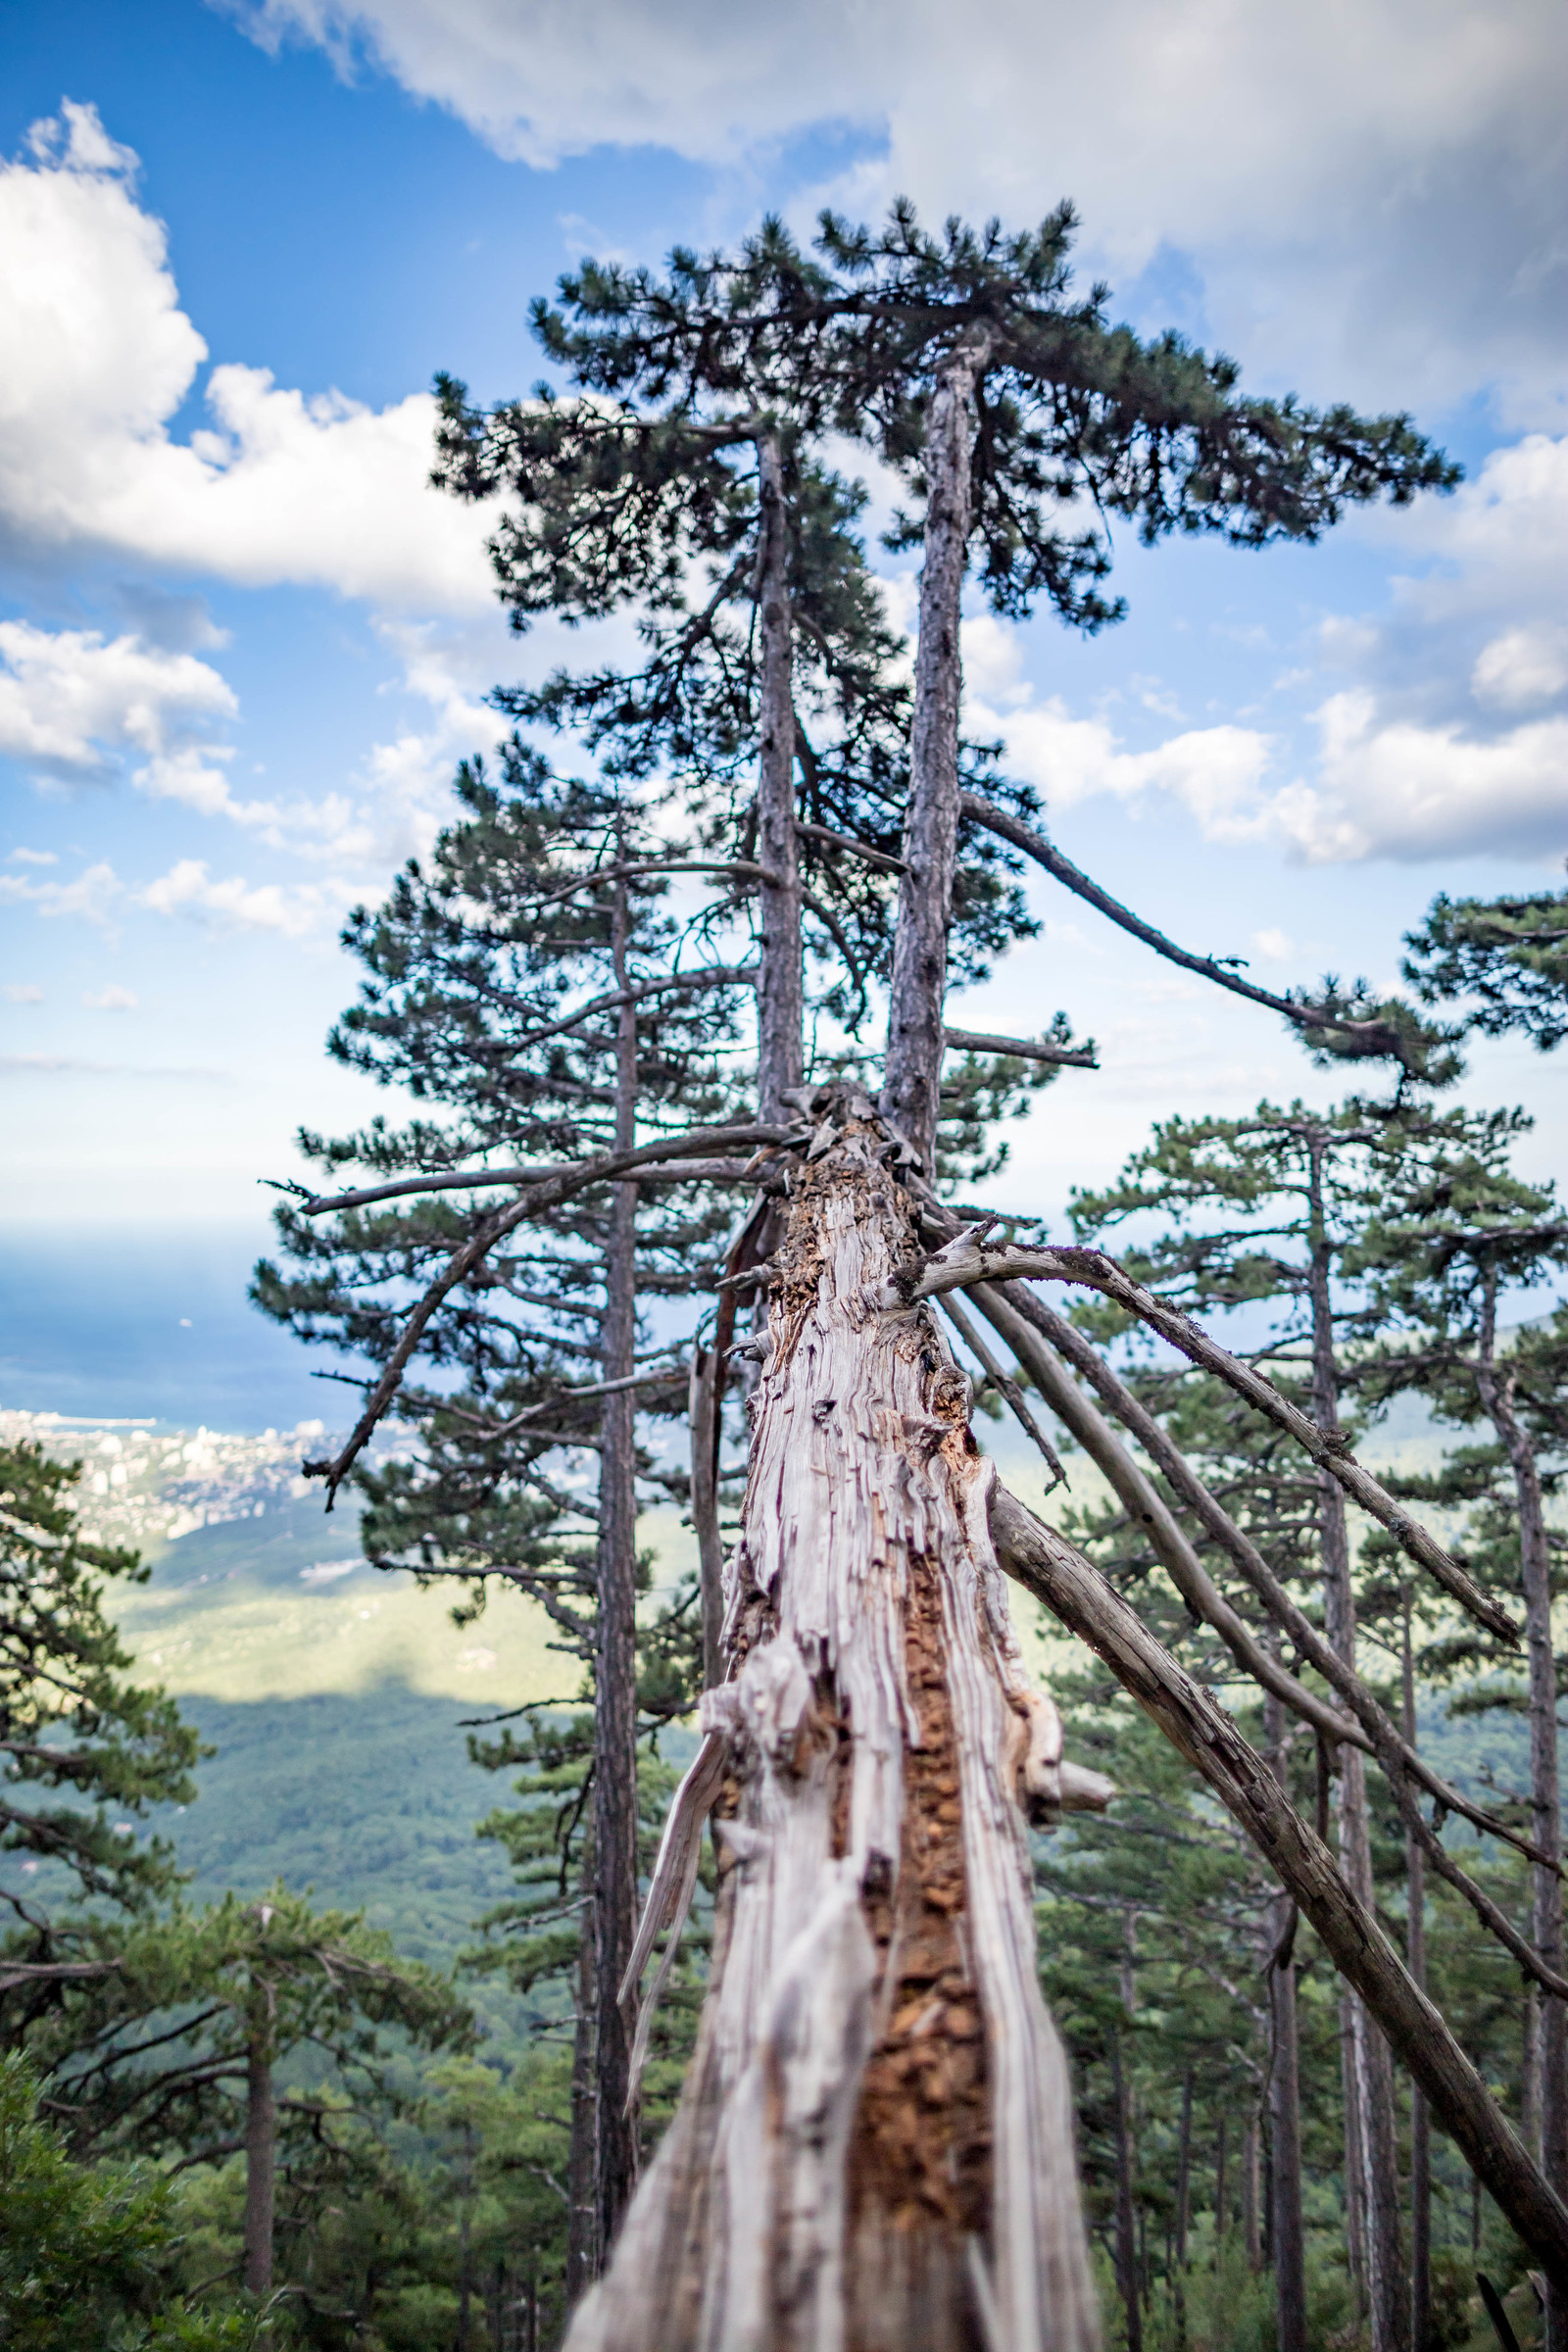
[
  {"left": 988, "top": 1482, "right": 1568, "bottom": 2287},
  {"left": 794, "top": 820, "right": 908, "bottom": 875},
  {"left": 891, "top": 1233, "right": 1517, "bottom": 1642},
  {"left": 292, "top": 1123, "right": 800, "bottom": 1218},
  {"left": 300, "top": 1128, "right": 802, "bottom": 1498},
  {"left": 958, "top": 792, "right": 1413, "bottom": 1060},
  {"left": 978, "top": 1272, "right": 1553, "bottom": 1866},
  {"left": 943, "top": 1026, "right": 1099, "bottom": 1070},
  {"left": 936, "top": 1289, "right": 1067, "bottom": 1492}
]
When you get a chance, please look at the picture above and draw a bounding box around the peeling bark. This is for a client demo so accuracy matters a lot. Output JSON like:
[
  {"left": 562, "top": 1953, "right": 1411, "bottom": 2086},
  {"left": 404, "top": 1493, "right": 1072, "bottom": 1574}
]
[{"left": 569, "top": 1102, "right": 1100, "bottom": 2352}]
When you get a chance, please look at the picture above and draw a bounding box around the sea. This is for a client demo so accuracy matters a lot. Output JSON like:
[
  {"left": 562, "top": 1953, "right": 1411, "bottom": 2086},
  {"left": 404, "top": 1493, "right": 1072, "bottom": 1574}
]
[{"left": 0, "top": 1223, "right": 344, "bottom": 1432}]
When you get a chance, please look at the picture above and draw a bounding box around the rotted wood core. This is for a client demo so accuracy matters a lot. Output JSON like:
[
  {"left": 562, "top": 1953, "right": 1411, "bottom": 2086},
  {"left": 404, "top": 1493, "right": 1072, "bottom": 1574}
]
[{"left": 848, "top": 1553, "right": 991, "bottom": 2350}]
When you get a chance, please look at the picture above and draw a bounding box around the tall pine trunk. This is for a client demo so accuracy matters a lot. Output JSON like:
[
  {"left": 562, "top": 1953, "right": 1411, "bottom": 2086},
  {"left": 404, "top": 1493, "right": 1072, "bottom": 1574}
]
[
  {"left": 569, "top": 876, "right": 644, "bottom": 2280},
  {"left": 566, "top": 1099, "right": 1099, "bottom": 2352},
  {"left": 1479, "top": 1267, "right": 1566, "bottom": 2352},
  {"left": 1114, "top": 1916, "right": 1143, "bottom": 2352},
  {"left": 1265, "top": 1693, "right": 1307, "bottom": 2352},
  {"left": 243, "top": 2031, "right": 275, "bottom": 2298},
  {"left": 1402, "top": 1595, "right": 1432, "bottom": 2352},
  {"left": 880, "top": 332, "right": 989, "bottom": 1171},
  {"left": 1308, "top": 1194, "right": 1406, "bottom": 2352},
  {"left": 754, "top": 427, "right": 803, "bottom": 1126}
]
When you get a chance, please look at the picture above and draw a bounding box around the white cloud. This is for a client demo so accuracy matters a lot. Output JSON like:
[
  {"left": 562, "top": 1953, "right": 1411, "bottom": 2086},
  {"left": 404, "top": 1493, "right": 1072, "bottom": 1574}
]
[
  {"left": 0, "top": 859, "right": 122, "bottom": 928},
  {"left": 963, "top": 616, "right": 1276, "bottom": 842},
  {"left": 1264, "top": 693, "right": 1568, "bottom": 866},
  {"left": 3, "top": 982, "right": 44, "bottom": 1003},
  {"left": 137, "top": 858, "right": 359, "bottom": 936},
  {"left": 229, "top": 0, "right": 1566, "bottom": 414},
  {"left": 0, "top": 619, "right": 237, "bottom": 801},
  {"left": 7, "top": 848, "right": 58, "bottom": 865},
  {"left": 1473, "top": 625, "right": 1568, "bottom": 712},
  {"left": 0, "top": 104, "right": 500, "bottom": 610},
  {"left": 82, "top": 984, "right": 137, "bottom": 1010}
]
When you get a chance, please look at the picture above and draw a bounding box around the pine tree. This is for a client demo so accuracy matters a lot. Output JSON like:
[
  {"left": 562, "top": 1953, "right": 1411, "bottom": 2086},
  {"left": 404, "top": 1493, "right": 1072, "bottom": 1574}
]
[
  {"left": 1071, "top": 1101, "right": 1416, "bottom": 2350},
  {"left": 1404, "top": 885, "right": 1568, "bottom": 1053},
  {"left": 1355, "top": 1109, "right": 1568, "bottom": 2345},
  {"left": 256, "top": 753, "right": 745, "bottom": 2286},
  {"left": 265, "top": 195, "right": 1568, "bottom": 2345},
  {"left": 28, "top": 1886, "right": 468, "bottom": 2304},
  {"left": 0, "top": 1442, "right": 200, "bottom": 2025}
]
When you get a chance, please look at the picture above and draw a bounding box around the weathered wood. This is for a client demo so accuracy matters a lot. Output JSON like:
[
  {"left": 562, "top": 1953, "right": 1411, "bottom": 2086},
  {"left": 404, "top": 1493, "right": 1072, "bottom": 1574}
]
[
  {"left": 688, "top": 1346, "right": 725, "bottom": 1691},
  {"left": 881, "top": 335, "right": 990, "bottom": 1171},
  {"left": 988, "top": 1485, "right": 1568, "bottom": 2288},
  {"left": 571, "top": 1111, "right": 1100, "bottom": 2351}
]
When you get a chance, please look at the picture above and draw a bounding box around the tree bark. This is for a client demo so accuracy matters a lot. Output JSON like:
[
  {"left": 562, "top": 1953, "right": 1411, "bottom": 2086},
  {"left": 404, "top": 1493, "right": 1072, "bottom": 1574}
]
[
  {"left": 754, "top": 428, "right": 803, "bottom": 1127},
  {"left": 1479, "top": 1265, "right": 1567, "bottom": 2352},
  {"left": 567, "top": 1099, "right": 1101, "bottom": 2352},
  {"left": 1242, "top": 2114, "right": 1260, "bottom": 2273},
  {"left": 584, "top": 879, "right": 642, "bottom": 2269},
  {"left": 688, "top": 1344, "right": 726, "bottom": 1691},
  {"left": 1112, "top": 2029, "right": 1144, "bottom": 2352},
  {"left": 988, "top": 1487, "right": 1568, "bottom": 2287},
  {"left": 1403, "top": 1596, "right": 1432, "bottom": 2352},
  {"left": 1174, "top": 2066, "right": 1193, "bottom": 2350},
  {"left": 1305, "top": 1184, "right": 1406, "bottom": 2352},
  {"left": 243, "top": 2032, "right": 275, "bottom": 2298},
  {"left": 1264, "top": 1692, "right": 1308, "bottom": 2352},
  {"left": 881, "top": 335, "right": 989, "bottom": 1171}
]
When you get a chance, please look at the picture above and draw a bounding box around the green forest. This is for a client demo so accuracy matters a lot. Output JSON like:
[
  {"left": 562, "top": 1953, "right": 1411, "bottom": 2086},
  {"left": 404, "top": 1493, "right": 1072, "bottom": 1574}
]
[{"left": 5, "top": 196, "right": 1567, "bottom": 2352}]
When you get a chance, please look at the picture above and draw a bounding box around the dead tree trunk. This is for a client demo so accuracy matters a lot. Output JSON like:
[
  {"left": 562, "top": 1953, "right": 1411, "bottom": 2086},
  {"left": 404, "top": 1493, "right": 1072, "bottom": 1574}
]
[
  {"left": 568, "top": 1098, "right": 1102, "bottom": 2352},
  {"left": 1306, "top": 1181, "right": 1406, "bottom": 2352},
  {"left": 243, "top": 2030, "right": 275, "bottom": 2298},
  {"left": 1479, "top": 1264, "right": 1567, "bottom": 2352},
  {"left": 881, "top": 334, "right": 989, "bottom": 1172}
]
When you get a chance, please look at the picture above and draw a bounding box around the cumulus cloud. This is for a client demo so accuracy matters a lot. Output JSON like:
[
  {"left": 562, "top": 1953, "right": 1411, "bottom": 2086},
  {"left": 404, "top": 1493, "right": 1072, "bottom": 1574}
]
[
  {"left": 963, "top": 612, "right": 1277, "bottom": 840},
  {"left": 136, "top": 858, "right": 361, "bottom": 936},
  {"left": 0, "top": 104, "right": 500, "bottom": 608},
  {"left": 0, "top": 618, "right": 237, "bottom": 807},
  {"left": 966, "top": 596, "right": 1568, "bottom": 871},
  {"left": 3, "top": 982, "right": 45, "bottom": 1003},
  {"left": 82, "top": 984, "right": 137, "bottom": 1009},
  {"left": 0, "top": 858, "right": 122, "bottom": 928},
  {"left": 228, "top": 0, "right": 1566, "bottom": 416}
]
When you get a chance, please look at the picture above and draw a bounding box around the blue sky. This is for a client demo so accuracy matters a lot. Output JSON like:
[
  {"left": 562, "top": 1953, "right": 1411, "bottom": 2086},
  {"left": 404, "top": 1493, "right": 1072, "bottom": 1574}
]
[{"left": 2, "top": 0, "right": 1565, "bottom": 1245}]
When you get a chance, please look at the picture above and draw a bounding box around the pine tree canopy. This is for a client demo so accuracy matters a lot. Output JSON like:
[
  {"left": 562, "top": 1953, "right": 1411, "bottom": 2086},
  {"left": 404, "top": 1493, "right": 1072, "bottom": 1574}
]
[{"left": 1403, "top": 884, "right": 1568, "bottom": 1053}]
